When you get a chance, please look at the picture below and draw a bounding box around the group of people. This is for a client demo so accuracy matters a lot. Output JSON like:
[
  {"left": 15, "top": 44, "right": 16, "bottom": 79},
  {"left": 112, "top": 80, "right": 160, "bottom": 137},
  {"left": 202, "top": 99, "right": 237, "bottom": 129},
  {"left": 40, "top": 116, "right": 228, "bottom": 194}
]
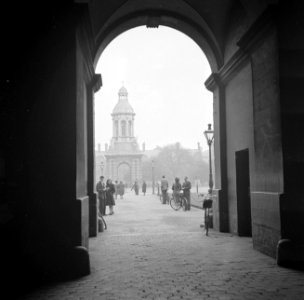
[
  {"left": 96, "top": 178, "right": 127, "bottom": 216},
  {"left": 97, "top": 174, "right": 192, "bottom": 215},
  {"left": 96, "top": 177, "right": 147, "bottom": 216},
  {"left": 131, "top": 180, "right": 147, "bottom": 196},
  {"left": 114, "top": 180, "right": 125, "bottom": 200},
  {"left": 96, "top": 176, "right": 116, "bottom": 216},
  {"left": 160, "top": 175, "right": 192, "bottom": 210}
]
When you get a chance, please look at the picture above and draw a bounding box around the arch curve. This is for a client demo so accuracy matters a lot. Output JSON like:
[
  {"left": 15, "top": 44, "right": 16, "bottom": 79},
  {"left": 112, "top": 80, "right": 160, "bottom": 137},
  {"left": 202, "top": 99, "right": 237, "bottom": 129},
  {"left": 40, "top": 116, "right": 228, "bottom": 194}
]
[{"left": 93, "top": 5, "right": 223, "bottom": 72}]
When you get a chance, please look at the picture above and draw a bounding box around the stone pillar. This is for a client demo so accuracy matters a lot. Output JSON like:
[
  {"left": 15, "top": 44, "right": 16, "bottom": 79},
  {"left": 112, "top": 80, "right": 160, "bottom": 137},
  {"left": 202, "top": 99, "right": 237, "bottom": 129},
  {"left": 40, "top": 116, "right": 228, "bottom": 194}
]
[
  {"left": 87, "top": 74, "right": 102, "bottom": 238},
  {"left": 138, "top": 158, "right": 143, "bottom": 180},
  {"left": 235, "top": 7, "right": 283, "bottom": 258},
  {"left": 275, "top": 2, "right": 304, "bottom": 266},
  {"left": 205, "top": 74, "right": 229, "bottom": 232},
  {"left": 131, "top": 159, "right": 136, "bottom": 183}
]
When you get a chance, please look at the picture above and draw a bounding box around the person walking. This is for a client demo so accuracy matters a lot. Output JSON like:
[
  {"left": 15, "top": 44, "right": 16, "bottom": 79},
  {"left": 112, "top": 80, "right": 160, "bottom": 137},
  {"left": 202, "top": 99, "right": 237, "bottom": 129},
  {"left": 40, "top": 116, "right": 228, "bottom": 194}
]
[
  {"left": 142, "top": 180, "right": 147, "bottom": 196},
  {"left": 118, "top": 181, "right": 125, "bottom": 199},
  {"left": 160, "top": 175, "right": 169, "bottom": 204},
  {"left": 114, "top": 180, "right": 119, "bottom": 200},
  {"left": 106, "top": 179, "right": 115, "bottom": 215},
  {"left": 131, "top": 180, "right": 139, "bottom": 195},
  {"left": 96, "top": 176, "right": 106, "bottom": 216},
  {"left": 182, "top": 176, "right": 192, "bottom": 211},
  {"left": 172, "top": 177, "right": 182, "bottom": 202}
]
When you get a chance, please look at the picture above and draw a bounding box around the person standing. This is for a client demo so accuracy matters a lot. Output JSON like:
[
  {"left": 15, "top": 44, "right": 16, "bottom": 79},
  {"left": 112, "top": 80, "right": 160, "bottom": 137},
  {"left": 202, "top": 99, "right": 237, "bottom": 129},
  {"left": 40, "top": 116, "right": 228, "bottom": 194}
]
[
  {"left": 131, "top": 180, "right": 139, "bottom": 195},
  {"left": 142, "top": 180, "right": 147, "bottom": 196},
  {"left": 114, "top": 180, "right": 119, "bottom": 200},
  {"left": 96, "top": 176, "right": 106, "bottom": 216},
  {"left": 118, "top": 181, "right": 125, "bottom": 199},
  {"left": 182, "top": 176, "right": 192, "bottom": 210},
  {"left": 172, "top": 177, "right": 182, "bottom": 201},
  {"left": 106, "top": 179, "right": 115, "bottom": 215},
  {"left": 160, "top": 175, "right": 169, "bottom": 204}
]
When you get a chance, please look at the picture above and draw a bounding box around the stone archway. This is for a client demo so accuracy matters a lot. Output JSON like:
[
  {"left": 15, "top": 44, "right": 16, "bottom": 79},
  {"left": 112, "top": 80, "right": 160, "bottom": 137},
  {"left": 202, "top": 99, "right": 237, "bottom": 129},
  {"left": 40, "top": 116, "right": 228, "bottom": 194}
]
[{"left": 4, "top": 1, "right": 301, "bottom": 290}]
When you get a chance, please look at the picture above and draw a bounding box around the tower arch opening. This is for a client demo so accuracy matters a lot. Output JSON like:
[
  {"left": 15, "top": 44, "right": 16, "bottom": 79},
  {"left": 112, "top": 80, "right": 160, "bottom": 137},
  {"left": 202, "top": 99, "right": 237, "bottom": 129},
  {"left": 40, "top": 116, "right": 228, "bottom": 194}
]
[{"left": 117, "top": 162, "right": 132, "bottom": 186}]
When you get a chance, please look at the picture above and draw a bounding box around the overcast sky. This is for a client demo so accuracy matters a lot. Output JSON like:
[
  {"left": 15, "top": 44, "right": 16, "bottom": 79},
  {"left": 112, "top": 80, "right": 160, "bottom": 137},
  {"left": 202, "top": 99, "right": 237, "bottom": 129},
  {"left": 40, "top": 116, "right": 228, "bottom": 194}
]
[{"left": 95, "top": 26, "right": 213, "bottom": 151}]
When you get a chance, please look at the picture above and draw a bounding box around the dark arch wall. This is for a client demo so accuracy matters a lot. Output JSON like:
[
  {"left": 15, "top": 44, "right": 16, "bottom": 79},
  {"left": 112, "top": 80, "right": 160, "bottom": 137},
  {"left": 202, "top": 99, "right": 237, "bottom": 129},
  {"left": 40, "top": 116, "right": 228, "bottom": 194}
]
[
  {"left": 3, "top": 2, "right": 304, "bottom": 295},
  {"left": 92, "top": 1, "right": 224, "bottom": 72}
]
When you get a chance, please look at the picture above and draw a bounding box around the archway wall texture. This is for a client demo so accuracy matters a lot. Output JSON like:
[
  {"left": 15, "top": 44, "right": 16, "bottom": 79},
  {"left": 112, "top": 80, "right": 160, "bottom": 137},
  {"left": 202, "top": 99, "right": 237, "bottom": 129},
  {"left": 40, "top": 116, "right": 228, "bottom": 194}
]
[
  {"left": 210, "top": 1, "right": 282, "bottom": 257},
  {"left": 2, "top": 1, "right": 304, "bottom": 294}
]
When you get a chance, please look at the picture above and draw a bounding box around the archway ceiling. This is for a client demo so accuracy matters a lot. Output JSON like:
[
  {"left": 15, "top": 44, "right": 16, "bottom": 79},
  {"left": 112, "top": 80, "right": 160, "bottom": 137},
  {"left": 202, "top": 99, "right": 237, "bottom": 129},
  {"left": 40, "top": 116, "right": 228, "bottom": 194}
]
[{"left": 85, "top": 0, "right": 235, "bottom": 65}]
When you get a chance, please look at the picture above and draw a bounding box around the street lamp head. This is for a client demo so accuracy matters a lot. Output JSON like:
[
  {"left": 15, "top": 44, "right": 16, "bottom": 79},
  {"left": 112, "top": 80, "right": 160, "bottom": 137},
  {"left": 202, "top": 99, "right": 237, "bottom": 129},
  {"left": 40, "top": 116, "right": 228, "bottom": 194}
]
[{"left": 204, "top": 123, "right": 214, "bottom": 145}]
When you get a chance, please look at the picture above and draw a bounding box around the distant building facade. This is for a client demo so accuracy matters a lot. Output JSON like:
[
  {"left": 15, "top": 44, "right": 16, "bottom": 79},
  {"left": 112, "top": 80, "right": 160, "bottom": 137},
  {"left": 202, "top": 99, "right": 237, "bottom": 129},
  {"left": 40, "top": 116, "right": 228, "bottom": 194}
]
[{"left": 104, "top": 86, "right": 143, "bottom": 185}]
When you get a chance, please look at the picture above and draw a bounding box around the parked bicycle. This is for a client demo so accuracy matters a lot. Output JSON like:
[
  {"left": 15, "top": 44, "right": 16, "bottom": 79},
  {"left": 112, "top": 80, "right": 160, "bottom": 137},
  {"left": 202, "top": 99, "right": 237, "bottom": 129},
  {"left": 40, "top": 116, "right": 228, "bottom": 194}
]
[
  {"left": 98, "top": 213, "right": 107, "bottom": 232},
  {"left": 170, "top": 190, "right": 187, "bottom": 211},
  {"left": 202, "top": 195, "right": 213, "bottom": 236}
]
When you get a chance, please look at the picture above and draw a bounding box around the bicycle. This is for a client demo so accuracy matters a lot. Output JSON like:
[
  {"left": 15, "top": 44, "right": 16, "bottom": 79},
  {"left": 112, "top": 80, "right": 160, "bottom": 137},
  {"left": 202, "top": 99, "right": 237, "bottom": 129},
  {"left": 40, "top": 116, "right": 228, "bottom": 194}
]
[
  {"left": 202, "top": 196, "right": 213, "bottom": 236},
  {"left": 98, "top": 213, "right": 107, "bottom": 232},
  {"left": 170, "top": 190, "right": 187, "bottom": 211}
]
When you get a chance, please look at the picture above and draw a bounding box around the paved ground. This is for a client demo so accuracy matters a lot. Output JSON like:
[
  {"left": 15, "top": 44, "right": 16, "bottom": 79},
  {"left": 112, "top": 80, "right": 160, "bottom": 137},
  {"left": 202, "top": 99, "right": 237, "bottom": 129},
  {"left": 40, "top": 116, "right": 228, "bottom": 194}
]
[{"left": 24, "top": 191, "right": 304, "bottom": 299}]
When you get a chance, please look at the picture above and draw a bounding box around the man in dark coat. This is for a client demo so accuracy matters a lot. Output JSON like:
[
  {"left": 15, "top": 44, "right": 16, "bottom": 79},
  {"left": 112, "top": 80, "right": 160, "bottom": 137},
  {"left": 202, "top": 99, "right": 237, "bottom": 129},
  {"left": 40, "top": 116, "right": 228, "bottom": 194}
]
[
  {"left": 118, "top": 181, "right": 125, "bottom": 199},
  {"left": 142, "top": 180, "right": 147, "bottom": 196},
  {"left": 96, "top": 176, "right": 106, "bottom": 216},
  {"left": 161, "top": 175, "right": 169, "bottom": 204},
  {"left": 131, "top": 180, "right": 139, "bottom": 195},
  {"left": 106, "top": 179, "right": 115, "bottom": 215},
  {"left": 182, "top": 176, "right": 192, "bottom": 210}
]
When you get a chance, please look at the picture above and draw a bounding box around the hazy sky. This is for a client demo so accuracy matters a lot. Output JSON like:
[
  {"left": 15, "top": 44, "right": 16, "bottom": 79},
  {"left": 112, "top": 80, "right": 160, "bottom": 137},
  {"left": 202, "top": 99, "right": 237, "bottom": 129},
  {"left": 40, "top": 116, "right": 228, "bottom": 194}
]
[{"left": 95, "top": 26, "right": 213, "bottom": 151}]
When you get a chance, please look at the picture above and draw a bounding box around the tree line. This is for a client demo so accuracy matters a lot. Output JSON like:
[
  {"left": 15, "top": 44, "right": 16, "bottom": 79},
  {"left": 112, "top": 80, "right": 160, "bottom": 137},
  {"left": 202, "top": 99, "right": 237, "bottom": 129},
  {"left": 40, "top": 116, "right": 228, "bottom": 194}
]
[{"left": 142, "top": 143, "right": 209, "bottom": 185}]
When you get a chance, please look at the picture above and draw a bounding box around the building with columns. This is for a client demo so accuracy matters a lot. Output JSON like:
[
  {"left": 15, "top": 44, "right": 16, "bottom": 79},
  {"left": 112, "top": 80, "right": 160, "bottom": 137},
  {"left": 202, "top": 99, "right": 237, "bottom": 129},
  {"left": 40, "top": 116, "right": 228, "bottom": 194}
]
[{"left": 104, "top": 86, "right": 143, "bottom": 185}]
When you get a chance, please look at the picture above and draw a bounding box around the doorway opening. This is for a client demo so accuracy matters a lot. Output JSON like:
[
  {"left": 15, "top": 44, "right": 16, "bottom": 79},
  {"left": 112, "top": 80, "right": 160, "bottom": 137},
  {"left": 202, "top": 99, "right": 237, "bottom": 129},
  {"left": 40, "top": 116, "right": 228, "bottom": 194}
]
[
  {"left": 235, "top": 149, "right": 252, "bottom": 237},
  {"left": 118, "top": 163, "right": 132, "bottom": 187}
]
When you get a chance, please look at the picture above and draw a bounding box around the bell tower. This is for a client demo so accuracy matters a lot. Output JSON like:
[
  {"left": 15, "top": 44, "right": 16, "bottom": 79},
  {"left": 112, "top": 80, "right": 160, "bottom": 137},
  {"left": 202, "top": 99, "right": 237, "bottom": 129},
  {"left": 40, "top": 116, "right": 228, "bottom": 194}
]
[
  {"left": 104, "top": 86, "right": 143, "bottom": 185},
  {"left": 111, "top": 86, "right": 135, "bottom": 142}
]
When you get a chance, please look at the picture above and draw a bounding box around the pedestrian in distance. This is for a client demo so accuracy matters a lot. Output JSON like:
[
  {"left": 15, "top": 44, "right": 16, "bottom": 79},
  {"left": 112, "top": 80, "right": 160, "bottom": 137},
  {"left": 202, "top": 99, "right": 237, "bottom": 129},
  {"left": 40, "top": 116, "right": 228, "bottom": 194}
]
[
  {"left": 182, "top": 176, "right": 192, "bottom": 211},
  {"left": 161, "top": 175, "right": 169, "bottom": 204},
  {"left": 118, "top": 181, "right": 125, "bottom": 199},
  {"left": 114, "top": 180, "right": 119, "bottom": 200},
  {"left": 96, "top": 176, "right": 106, "bottom": 216},
  {"left": 106, "top": 179, "right": 116, "bottom": 215},
  {"left": 131, "top": 179, "right": 139, "bottom": 195},
  {"left": 172, "top": 177, "right": 182, "bottom": 200},
  {"left": 142, "top": 180, "right": 147, "bottom": 196}
]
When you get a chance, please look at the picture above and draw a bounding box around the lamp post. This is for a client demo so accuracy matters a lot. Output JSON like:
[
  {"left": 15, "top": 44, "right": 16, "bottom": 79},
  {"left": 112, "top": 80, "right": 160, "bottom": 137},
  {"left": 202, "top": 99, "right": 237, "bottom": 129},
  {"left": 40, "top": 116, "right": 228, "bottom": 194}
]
[
  {"left": 204, "top": 124, "right": 214, "bottom": 195},
  {"left": 152, "top": 160, "right": 155, "bottom": 195}
]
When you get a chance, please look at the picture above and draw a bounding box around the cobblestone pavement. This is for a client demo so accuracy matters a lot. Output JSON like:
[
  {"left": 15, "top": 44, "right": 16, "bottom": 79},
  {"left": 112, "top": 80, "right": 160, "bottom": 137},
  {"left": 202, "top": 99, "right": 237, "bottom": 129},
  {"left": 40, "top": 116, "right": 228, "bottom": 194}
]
[{"left": 24, "top": 191, "right": 304, "bottom": 300}]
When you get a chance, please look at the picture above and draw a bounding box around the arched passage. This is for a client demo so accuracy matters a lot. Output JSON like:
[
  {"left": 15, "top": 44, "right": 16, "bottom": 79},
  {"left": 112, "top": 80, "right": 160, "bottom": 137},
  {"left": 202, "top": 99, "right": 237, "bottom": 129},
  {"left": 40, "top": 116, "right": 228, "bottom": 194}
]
[
  {"left": 117, "top": 162, "right": 132, "bottom": 186},
  {"left": 93, "top": 10, "right": 222, "bottom": 71},
  {"left": 91, "top": 3, "right": 228, "bottom": 234}
]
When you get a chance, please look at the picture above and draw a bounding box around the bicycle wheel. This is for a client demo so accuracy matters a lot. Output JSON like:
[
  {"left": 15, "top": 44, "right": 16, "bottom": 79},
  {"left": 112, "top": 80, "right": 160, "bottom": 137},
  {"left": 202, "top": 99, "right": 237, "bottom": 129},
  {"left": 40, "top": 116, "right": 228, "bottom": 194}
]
[
  {"left": 170, "top": 196, "right": 182, "bottom": 210},
  {"left": 100, "top": 215, "right": 107, "bottom": 231},
  {"left": 182, "top": 197, "right": 187, "bottom": 211}
]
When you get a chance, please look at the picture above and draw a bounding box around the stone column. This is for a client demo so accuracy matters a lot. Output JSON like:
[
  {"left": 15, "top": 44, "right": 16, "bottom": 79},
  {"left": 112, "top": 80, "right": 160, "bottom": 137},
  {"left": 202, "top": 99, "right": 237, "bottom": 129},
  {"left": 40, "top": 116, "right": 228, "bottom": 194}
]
[
  {"left": 88, "top": 74, "right": 102, "bottom": 238},
  {"left": 205, "top": 74, "right": 229, "bottom": 232}
]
